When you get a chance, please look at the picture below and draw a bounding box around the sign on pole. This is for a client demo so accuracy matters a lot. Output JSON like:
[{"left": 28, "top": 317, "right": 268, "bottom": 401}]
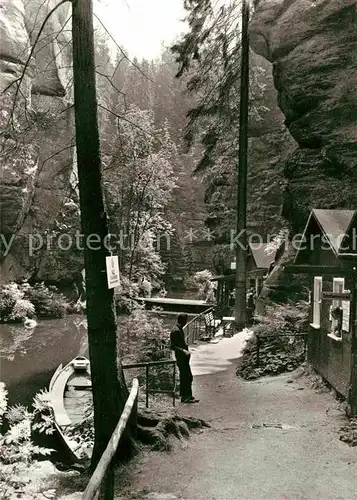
[{"left": 106, "top": 255, "right": 120, "bottom": 289}]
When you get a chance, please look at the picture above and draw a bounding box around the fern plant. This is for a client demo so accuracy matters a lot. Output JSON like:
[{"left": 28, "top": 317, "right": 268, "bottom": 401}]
[{"left": 0, "top": 384, "right": 55, "bottom": 499}]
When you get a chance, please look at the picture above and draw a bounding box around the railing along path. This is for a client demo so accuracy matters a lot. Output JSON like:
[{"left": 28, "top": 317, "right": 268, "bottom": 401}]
[
  {"left": 122, "top": 360, "right": 176, "bottom": 408},
  {"left": 82, "top": 307, "right": 217, "bottom": 499},
  {"left": 82, "top": 378, "right": 139, "bottom": 500},
  {"left": 183, "top": 306, "right": 214, "bottom": 344}
]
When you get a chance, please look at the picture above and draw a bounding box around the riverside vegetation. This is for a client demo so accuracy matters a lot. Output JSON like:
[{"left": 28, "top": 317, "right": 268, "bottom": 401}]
[
  {"left": 0, "top": 382, "right": 56, "bottom": 499},
  {"left": 0, "top": 282, "right": 70, "bottom": 324},
  {"left": 236, "top": 301, "right": 309, "bottom": 380},
  {"left": 0, "top": 270, "right": 216, "bottom": 497}
]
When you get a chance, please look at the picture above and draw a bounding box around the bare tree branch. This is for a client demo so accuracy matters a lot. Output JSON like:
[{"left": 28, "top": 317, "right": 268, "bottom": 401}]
[
  {"left": 93, "top": 13, "right": 154, "bottom": 83},
  {"left": 38, "top": 141, "right": 75, "bottom": 174},
  {"left": 98, "top": 103, "right": 160, "bottom": 138},
  {"left": 96, "top": 70, "right": 127, "bottom": 109}
]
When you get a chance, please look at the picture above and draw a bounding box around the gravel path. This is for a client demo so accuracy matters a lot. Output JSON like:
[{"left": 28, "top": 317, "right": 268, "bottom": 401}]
[{"left": 115, "top": 331, "right": 357, "bottom": 500}]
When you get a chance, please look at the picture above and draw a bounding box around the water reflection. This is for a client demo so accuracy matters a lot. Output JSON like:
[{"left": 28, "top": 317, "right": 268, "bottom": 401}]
[
  {"left": 0, "top": 315, "right": 88, "bottom": 407},
  {"left": 0, "top": 312, "right": 178, "bottom": 408}
]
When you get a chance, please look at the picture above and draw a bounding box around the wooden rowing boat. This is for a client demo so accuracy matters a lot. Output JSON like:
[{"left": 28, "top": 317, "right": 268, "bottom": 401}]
[{"left": 49, "top": 356, "right": 93, "bottom": 462}]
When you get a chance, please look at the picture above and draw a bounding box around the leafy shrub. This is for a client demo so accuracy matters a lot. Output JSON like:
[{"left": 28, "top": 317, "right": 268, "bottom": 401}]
[
  {"left": 0, "top": 383, "right": 54, "bottom": 499},
  {"left": 191, "top": 269, "right": 216, "bottom": 301},
  {"left": 9, "top": 300, "right": 35, "bottom": 322},
  {"left": 0, "top": 283, "right": 35, "bottom": 322},
  {"left": 254, "top": 300, "right": 309, "bottom": 337},
  {"left": 237, "top": 301, "right": 309, "bottom": 380},
  {"left": 23, "top": 282, "right": 68, "bottom": 318},
  {"left": 119, "top": 308, "right": 170, "bottom": 359},
  {"left": 0, "top": 284, "right": 22, "bottom": 322},
  {"left": 0, "top": 282, "right": 70, "bottom": 322},
  {"left": 115, "top": 276, "right": 140, "bottom": 314},
  {"left": 139, "top": 277, "right": 152, "bottom": 297},
  {"left": 118, "top": 308, "right": 173, "bottom": 391}
]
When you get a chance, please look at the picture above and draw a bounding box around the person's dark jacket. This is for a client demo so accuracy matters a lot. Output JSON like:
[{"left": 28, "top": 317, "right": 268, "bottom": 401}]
[{"left": 170, "top": 323, "right": 189, "bottom": 363}]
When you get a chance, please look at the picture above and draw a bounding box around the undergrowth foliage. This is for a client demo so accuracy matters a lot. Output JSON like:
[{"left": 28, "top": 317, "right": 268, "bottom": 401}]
[
  {"left": 254, "top": 300, "right": 309, "bottom": 338},
  {"left": 191, "top": 269, "right": 216, "bottom": 302},
  {"left": 237, "top": 301, "right": 309, "bottom": 380},
  {"left": 0, "top": 383, "right": 55, "bottom": 499},
  {"left": 0, "top": 282, "right": 69, "bottom": 323},
  {"left": 49, "top": 309, "right": 176, "bottom": 461}
]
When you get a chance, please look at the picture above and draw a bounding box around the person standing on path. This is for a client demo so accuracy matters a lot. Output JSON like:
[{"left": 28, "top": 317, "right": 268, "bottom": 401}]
[{"left": 170, "top": 313, "right": 199, "bottom": 404}]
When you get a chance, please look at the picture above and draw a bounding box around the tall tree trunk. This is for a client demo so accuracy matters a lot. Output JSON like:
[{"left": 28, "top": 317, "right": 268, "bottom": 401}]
[
  {"left": 71, "top": 0, "right": 130, "bottom": 468},
  {"left": 234, "top": 0, "right": 250, "bottom": 330}
]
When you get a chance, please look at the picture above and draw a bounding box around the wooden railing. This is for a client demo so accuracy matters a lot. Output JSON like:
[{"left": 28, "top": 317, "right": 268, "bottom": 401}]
[
  {"left": 82, "top": 378, "right": 139, "bottom": 500},
  {"left": 122, "top": 360, "right": 176, "bottom": 408},
  {"left": 184, "top": 307, "right": 215, "bottom": 344}
]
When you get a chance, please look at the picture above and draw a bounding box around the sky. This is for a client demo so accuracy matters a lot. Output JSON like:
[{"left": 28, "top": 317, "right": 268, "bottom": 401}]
[{"left": 95, "top": 0, "right": 188, "bottom": 60}]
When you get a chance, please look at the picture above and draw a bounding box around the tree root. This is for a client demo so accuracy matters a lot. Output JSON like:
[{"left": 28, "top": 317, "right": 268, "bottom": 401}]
[{"left": 136, "top": 409, "right": 210, "bottom": 451}]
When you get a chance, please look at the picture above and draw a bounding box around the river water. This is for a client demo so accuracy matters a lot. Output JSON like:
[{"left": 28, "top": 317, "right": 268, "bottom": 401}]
[
  {"left": 0, "top": 315, "right": 89, "bottom": 407},
  {"left": 0, "top": 312, "right": 180, "bottom": 408},
  {"left": 0, "top": 290, "right": 200, "bottom": 408}
]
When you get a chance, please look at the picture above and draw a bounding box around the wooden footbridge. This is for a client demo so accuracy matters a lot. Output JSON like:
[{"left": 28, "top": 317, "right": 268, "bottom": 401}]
[{"left": 136, "top": 296, "right": 215, "bottom": 314}]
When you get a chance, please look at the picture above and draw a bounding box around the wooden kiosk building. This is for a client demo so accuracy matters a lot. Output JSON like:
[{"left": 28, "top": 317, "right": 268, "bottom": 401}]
[
  {"left": 212, "top": 243, "right": 277, "bottom": 317},
  {"left": 286, "top": 209, "right": 357, "bottom": 416},
  {"left": 247, "top": 243, "right": 277, "bottom": 295}
]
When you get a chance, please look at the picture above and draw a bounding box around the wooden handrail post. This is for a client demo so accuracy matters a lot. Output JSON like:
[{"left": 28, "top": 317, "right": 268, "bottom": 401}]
[
  {"left": 145, "top": 364, "right": 149, "bottom": 408},
  {"left": 129, "top": 391, "right": 138, "bottom": 440},
  {"left": 172, "top": 362, "right": 176, "bottom": 407},
  {"left": 133, "top": 392, "right": 138, "bottom": 437},
  {"left": 99, "top": 465, "right": 114, "bottom": 500}
]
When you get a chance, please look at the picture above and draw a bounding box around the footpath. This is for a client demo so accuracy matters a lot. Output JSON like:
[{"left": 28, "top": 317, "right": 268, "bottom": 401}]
[{"left": 115, "top": 330, "right": 357, "bottom": 500}]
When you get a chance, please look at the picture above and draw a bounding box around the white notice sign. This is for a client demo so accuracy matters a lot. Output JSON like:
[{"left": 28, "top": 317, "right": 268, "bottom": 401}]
[
  {"left": 342, "top": 290, "right": 350, "bottom": 332},
  {"left": 106, "top": 256, "right": 120, "bottom": 289}
]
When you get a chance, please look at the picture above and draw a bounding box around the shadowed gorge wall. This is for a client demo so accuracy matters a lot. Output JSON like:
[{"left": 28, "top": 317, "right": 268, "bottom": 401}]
[
  {"left": 250, "top": 0, "right": 357, "bottom": 233},
  {"left": 249, "top": 0, "right": 357, "bottom": 304}
]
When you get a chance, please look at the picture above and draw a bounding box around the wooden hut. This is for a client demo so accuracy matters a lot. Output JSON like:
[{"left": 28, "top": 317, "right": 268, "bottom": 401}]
[
  {"left": 211, "top": 273, "right": 235, "bottom": 318},
  {"left": 285, "top": 209, "right": 357, "bottom": 415},
  {"left": 211, "top": 243, "right": 278, "bottom": 317},
  {"left": 246, "top": 243, "right": 277, "bottom": 295}
]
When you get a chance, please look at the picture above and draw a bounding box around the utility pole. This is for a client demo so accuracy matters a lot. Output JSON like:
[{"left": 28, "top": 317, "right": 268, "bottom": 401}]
[
  {"left": 72, "top": 0, "right": 131, "bottom": 482},
  {"left": 234, "top": 0, "right": 250, "bottom": 330}
]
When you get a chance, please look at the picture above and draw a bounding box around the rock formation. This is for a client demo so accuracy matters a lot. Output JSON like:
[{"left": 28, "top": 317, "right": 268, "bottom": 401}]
[
  {"left": 249, "top": 0, "right": 357, "bottom": 304},
  {"left": 250, "top": 0, "right": 357, "bottom": 233},
  {"left": 0, "top": 0, "right": 78, "bottom": 283}
]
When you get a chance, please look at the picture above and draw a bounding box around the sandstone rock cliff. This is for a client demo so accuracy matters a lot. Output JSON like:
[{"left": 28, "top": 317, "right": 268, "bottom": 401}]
[
  {"left": 249, "top": 0, "right": 357, "bottom": 304},
  {"left": 250, "top": 0, "right": 357, "bottom": 232},
  {"left": 0, "top": 0, "right": 78, "bottom": 283}
]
